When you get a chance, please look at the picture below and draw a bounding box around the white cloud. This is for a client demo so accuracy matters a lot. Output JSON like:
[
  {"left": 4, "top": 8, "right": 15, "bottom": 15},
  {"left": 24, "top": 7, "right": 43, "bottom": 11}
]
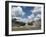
[
  {"left": 36, "top": 14, "right": 41, "bottom": 18},
  {"left": 12, "top": 6, "right": 41, "bottom": 23},
  {"left": 12, "top": 7, "right": 17, "bottom": 17},
  {"left": 16, "top": 18, "right": 28, "bottom": 23},
  {"left": 34, "top": 14, "right": 41, "bottom": 21},
  {"left": 34, "top": 17, "right": 40, "bottom": 21},
  {"left": 12, "top": 6, "right": 25, "bottom": 17},
  {"left": 31, "top": 7, "right": 41, "bottom": 14},
  {"left": 28, "top": 14, "right": 34, "bottom": 19},
  {"left": 28, "top": 7, "right": 41, "bottom": 21}
]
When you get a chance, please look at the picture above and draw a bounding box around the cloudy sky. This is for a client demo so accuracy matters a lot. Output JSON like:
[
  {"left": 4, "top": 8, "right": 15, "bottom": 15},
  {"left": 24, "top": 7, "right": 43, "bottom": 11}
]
[{"left": 11, "top": 6, "right": 41, "bottom": 23}]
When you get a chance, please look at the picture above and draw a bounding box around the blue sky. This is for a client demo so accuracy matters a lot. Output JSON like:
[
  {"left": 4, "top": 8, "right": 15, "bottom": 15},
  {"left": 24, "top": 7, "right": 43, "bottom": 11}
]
[
  {"left": 12, "top": 6, "right": 41, "bottom": 22},
  {"left": 12, "top": 6, "right": 34, "bottom": 18},
  {"left": 21, "top": 6, "right": 34, "bottom": 18}
]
